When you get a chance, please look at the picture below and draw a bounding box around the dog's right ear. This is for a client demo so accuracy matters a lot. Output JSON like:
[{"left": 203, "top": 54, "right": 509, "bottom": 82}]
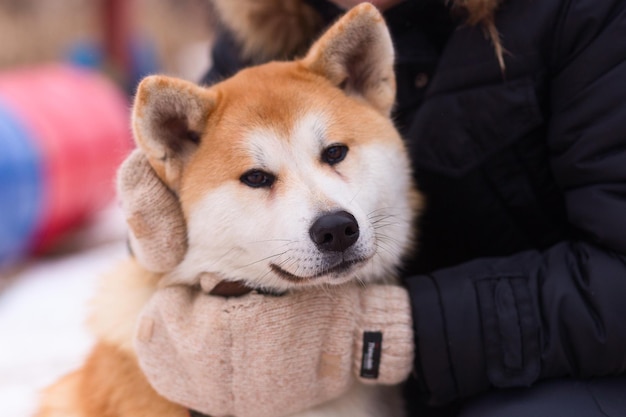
[{"left": 132, "top": 75, "right": 215, "bottom": 192}]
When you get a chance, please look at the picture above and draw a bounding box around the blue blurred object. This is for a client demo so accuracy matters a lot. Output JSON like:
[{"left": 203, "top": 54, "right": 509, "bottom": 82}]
[
  {"left": 67, "top": 41, "right": 105, "bottom": 70},
  {"left": 66, "top": 37, "right": 159, "bottom": 94},
  {"left": 0, "top": 101, "right": 43, "bottom": 268},
  {"left": 128, "top": 36, "right": 160, "bottom": 93},
  {"left": 129, "top": 36, "right": 161, "bottom": 86}
]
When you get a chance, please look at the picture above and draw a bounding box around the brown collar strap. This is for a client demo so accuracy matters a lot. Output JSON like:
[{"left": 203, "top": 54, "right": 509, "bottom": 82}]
[
  {"left": 189, "top": 410, "right": 211, "bottom": 417},
  {"left": 208, "top": 280, "right": 254, "bottom": 297}
]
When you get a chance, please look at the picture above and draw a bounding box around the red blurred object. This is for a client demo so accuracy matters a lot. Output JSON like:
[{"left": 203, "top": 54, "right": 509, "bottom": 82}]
[{"left": 0, "top": 64, "right": 132, "bottom": 253}]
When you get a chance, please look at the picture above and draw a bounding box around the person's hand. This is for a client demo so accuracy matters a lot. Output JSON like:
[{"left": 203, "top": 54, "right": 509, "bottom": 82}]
[
  {"left": 330, "top": 0, "right": 405, "bottom": 12},
  {"left": 117, "top": 149, "right": 187, "bottom": 273},
  {"left": 134, "top": 280, "right": 414, "bottom": 417}
]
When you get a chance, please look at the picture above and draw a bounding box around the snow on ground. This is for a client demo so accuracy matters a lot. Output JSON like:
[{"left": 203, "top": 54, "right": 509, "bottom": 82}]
[{"left": 0, "top": 205, "right": 127, "bottom": 417}]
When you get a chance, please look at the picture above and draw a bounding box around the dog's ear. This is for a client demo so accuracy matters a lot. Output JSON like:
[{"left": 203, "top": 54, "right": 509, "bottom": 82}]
[
  {"left": 302, "top": 3, "right": 396, "bottom": 116},
  {"left": 132, "top": 75, "right": 215, "bottom": 192}
]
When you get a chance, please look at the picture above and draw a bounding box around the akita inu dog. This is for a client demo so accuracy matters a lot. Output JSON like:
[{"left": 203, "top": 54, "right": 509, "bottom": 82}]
[{"left": 37, "top": 4, "right": 421, "bottom": 417}]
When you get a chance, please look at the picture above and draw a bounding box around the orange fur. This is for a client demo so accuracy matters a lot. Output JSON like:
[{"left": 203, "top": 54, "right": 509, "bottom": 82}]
[{"left": 37, "top": 343, "right": 186, "bottom": 417}]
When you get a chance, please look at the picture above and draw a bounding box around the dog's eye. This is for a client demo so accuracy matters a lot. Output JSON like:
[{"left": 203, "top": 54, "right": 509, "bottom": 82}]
[
  {"left": 322, "top": 144, "right": 348, "bottom": 165},
  {"left": 240, "top": 169, "right": 275, "bottom": 188}
]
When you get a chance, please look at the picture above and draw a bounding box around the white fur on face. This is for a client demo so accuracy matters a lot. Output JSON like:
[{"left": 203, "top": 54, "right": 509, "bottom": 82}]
[{"left": 171, "top": 111, "right": 414, "bottom": 291}]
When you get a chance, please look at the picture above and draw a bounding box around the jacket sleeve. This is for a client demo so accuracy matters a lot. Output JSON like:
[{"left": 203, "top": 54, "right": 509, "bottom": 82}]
[{"left": 405, "top": 0, "right": 626, "bottom": 406}]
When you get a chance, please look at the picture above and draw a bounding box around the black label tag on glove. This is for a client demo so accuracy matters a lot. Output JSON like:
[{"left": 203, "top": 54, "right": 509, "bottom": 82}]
[{"left": 360, "top": 331, "right": 382, "bottom": 379}]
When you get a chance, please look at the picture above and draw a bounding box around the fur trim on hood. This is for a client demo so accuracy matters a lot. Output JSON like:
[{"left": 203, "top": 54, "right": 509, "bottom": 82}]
[
  {"left": 210, "top": 0, "right": 324, "bottom": 62},
  {"left": 210, "top": 0, "right": 504, "bottom": 67}
]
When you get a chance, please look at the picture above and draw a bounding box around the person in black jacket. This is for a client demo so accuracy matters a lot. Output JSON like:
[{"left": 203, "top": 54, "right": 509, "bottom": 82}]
[{"left": 130, "top": 0, "right": 626, "bottom": 416}]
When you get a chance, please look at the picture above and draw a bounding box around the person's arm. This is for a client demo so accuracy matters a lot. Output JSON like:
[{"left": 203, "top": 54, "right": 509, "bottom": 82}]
[
  {"left": 407, "top": 244, "right": 626, "bottom": 405},
  {"left": 406, "top": 0, "right": 626, "bottom": 405}
]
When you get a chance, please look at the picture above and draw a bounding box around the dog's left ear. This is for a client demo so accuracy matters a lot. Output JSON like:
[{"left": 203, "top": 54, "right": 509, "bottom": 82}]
[{"left": 302, "top": 3, "right": 396, "bottom": 116}]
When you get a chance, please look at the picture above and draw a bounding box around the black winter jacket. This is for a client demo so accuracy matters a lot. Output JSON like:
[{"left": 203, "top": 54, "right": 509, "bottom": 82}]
[{"left": 202, "top": 0, "right": 626, "bottom": 415}]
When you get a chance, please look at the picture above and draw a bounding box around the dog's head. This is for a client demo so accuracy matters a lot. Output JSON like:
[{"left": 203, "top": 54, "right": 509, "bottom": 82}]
[{"left": 125, "top": 4, "right": 421, "bottom": 292}]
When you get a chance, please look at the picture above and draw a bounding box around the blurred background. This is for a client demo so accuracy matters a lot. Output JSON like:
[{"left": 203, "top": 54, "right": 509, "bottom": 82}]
[
  {"left": 0, "top": 1, "right": 217, "bottom": 415},
  {"left": 0, "top": 0, "right": 215, "bottom": 85}
]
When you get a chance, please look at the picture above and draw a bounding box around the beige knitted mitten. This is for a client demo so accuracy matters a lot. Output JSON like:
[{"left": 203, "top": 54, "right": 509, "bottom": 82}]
[
  {"left": 117, "top": 150, "right": 187, "bottom": 272},
  {"left": 134, "top": 283, "right": 414, "bottom": 417}
]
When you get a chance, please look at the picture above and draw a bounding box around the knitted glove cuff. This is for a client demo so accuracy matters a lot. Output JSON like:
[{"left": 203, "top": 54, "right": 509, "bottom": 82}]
[
  {"left": 355, "top": 285, "right": 414, "bottom": 385},
  {"left": 117, "top": 150, "right": 187, "bottom": 272}
]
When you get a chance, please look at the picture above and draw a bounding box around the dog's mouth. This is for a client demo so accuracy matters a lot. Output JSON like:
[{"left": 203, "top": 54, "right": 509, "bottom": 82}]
[{"left": 270, "top": 257, "right": 368, "bottom": 283}]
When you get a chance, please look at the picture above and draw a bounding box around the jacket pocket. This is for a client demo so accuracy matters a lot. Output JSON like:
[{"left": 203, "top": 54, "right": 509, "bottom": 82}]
[{"left": 409, "top": 77, "right": 543, "bottom": 177}]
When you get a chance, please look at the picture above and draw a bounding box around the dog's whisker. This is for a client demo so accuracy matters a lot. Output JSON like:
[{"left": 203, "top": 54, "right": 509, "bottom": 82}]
[
  {"left": 234, "top": 249, "right": 293, "bottom": 271},
  {"left": 354, "top": 276, "right": 367, "bottom": 289},
  {"left": 368, "top": 211, "right": 393, "bottom": 219},
  {"left": 271, "top": 256, "right": 301, "bottom": 277},
  {"left": 369, "top": 216, "right": 404, "bottom": 229},
  {"left": 367, "top": 206, "right": 399, "bottom": 216},
  {"left": 245, "top": 238, "right": 296, "bottom": 245},
  {"left": 373, "top": 240, "right": 397, "bottom": 259},
  {"left": 376, "top": 235, "right": 403, "bottom": 250},
  {"left": 369, "top": 213, "right": 402, "bottom": 223},
  {"left": 373, "top": 221, "right": 403, "bottom": 230},
  {"left": 348, "top": 186, "right": 364, "bottom": 205},
  {"left": 373, "top": 223, "right": 403, "bottom": 231}
]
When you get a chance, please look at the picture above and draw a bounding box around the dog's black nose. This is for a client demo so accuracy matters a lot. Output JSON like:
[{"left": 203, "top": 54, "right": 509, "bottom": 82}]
[{"left": 309, "top": 211, "right": 359, "bottom": 252}]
